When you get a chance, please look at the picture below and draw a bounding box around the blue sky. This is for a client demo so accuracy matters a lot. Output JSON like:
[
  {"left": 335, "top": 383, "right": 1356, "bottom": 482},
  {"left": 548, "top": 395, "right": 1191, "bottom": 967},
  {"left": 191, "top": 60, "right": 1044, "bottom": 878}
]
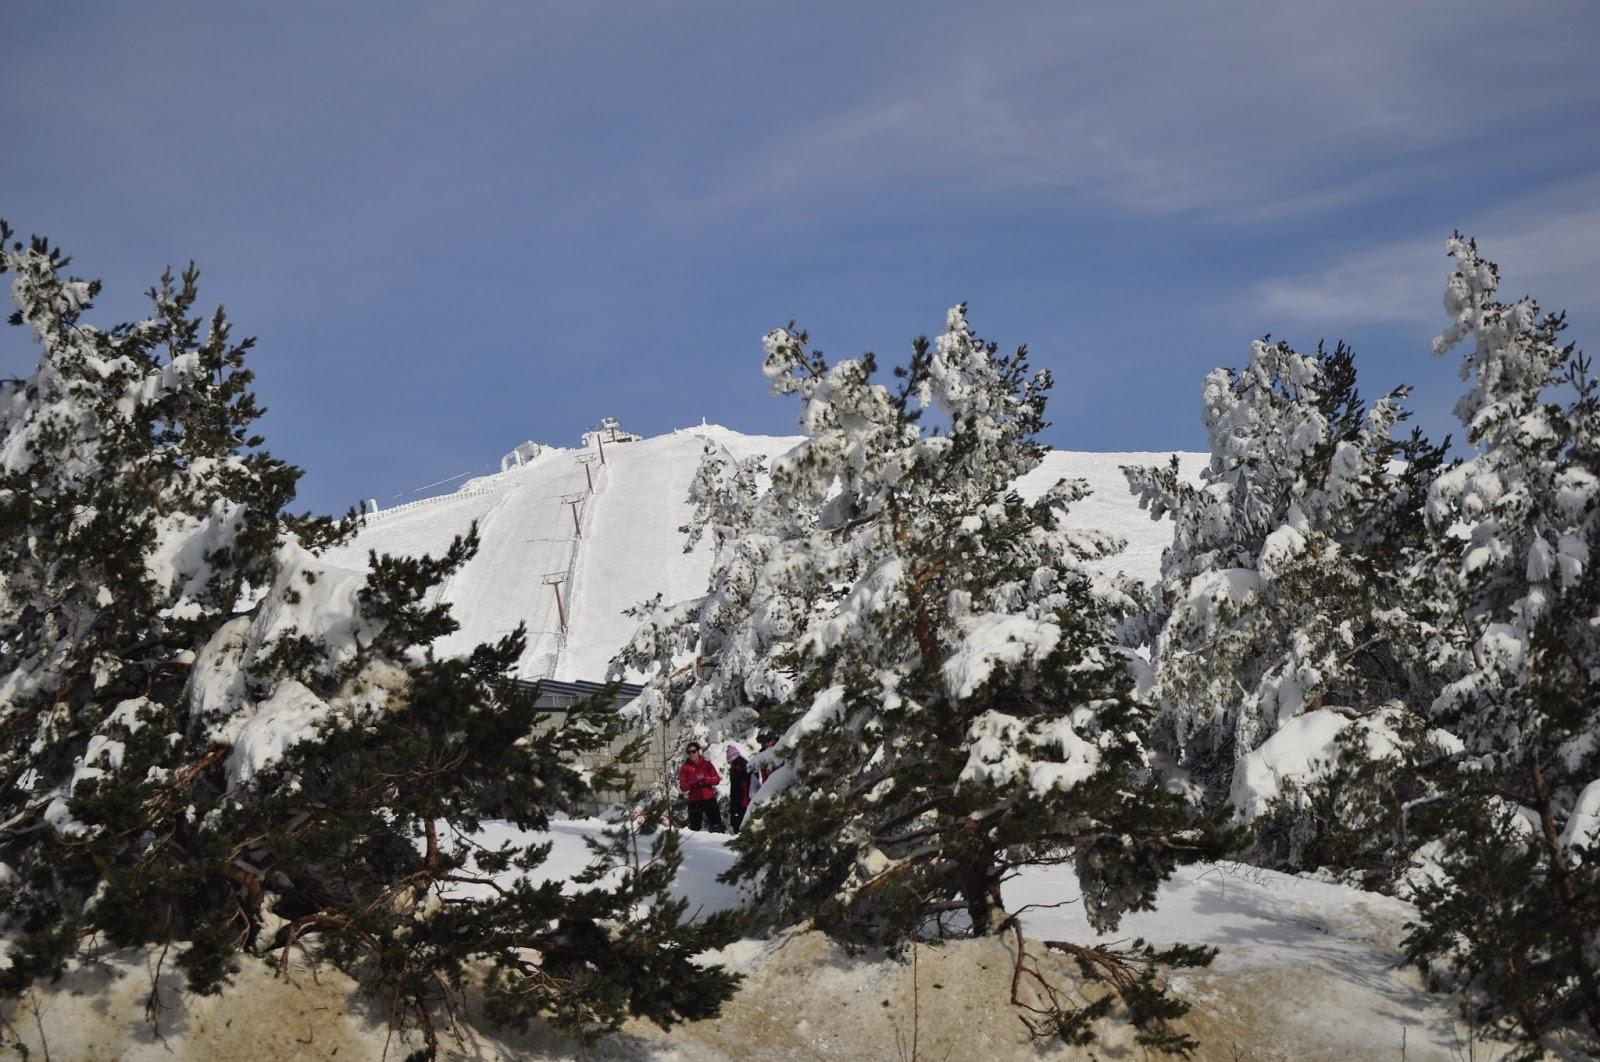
[{"left": 3, "top": 2, "right": 1598, "bottom": 513}]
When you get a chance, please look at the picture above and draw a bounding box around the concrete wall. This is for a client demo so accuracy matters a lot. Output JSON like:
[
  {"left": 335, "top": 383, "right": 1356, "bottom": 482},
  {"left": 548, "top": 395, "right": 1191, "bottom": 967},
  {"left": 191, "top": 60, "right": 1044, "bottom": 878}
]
[{"left": 529, "top": 680, "right": 679, "bottom": 812}]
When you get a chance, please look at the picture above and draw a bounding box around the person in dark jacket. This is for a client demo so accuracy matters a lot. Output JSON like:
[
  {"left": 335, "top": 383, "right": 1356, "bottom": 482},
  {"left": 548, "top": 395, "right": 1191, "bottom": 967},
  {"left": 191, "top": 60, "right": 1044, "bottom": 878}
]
[
  {"left": 756, "top": 731, "right": 778, "bottom": 785},
  {"left": 725, "top": 744, "right": 752, "bottom": 832},
  {"left": 677, "top": 742, "right": 723, "bottom": 832}
]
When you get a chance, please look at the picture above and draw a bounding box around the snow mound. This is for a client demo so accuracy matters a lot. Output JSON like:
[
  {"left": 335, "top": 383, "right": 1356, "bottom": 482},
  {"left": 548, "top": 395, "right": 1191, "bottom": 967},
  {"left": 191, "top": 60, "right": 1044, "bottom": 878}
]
[{"left": 1227, "top": 709, "right": 1384, "bottom": 822}]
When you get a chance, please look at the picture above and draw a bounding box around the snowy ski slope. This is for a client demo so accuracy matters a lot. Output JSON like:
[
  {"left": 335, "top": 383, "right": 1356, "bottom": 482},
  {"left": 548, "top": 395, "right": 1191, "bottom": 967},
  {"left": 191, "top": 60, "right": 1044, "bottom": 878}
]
[{"left": 323, "top": 425, "right": 1207, "bottom": 682}]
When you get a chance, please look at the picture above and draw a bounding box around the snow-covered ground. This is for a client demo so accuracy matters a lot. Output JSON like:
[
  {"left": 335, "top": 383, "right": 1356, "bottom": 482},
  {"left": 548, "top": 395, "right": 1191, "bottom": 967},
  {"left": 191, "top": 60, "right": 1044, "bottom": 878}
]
[
  {"left": 445, "top": 816, "right": 1500, "bottom": 1059},
  {"left": 4, "top": 816, "right": 1513, "bottom": 1060},
  {"left": 1011, "top": 859, "right": 1485, "bottom": 1059}
]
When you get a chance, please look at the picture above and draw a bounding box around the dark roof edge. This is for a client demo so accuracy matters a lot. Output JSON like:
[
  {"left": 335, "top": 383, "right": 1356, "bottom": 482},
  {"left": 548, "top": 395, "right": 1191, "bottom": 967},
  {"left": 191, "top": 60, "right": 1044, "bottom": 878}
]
[{"left": 515, "top": 677, "right": 646, "bottom": 701}]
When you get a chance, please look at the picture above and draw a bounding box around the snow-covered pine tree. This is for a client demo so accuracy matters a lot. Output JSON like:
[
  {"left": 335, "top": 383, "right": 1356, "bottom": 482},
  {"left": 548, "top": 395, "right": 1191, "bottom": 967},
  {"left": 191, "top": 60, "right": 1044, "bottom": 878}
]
[
  {"left": 1242, "top": 705, "right": 1447, "bottom": 887},
  {"left": 629, "top": 307, "right": 1221, "bottom": 1053},
  {"left": 0, "top": 222, "right": 737, "bottom": 1056},
  {"left": 0, "top": 224, "right": 346, "bottom": 966},
  {"left": 1403, "top": 236, "right": 1600, "bottom": 1052},
  {"left": 614, "top": 439, "right": 800, "bottom": 753},
  {"left": 1124, "top": 339, "right": 1446, "bottom": 830}
]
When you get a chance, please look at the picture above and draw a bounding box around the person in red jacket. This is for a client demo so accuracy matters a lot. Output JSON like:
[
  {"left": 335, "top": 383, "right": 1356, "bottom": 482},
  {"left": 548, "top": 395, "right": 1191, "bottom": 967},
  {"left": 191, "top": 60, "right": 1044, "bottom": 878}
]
[{"left": 677, "top": 742, "right": 723, "bottom": 832}]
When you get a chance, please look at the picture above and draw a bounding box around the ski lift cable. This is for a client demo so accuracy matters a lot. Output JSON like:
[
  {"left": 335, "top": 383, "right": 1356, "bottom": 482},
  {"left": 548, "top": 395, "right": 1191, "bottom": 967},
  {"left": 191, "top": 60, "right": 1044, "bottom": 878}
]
[{"left": 390, "top": 460, "right": 496, "bottom": 499}]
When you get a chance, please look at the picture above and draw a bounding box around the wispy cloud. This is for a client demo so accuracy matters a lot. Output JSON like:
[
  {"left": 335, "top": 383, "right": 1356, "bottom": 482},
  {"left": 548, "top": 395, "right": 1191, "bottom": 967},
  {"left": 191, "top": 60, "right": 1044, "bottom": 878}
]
[
  {"left": 671, "top": 2, "right": 1600, "bottom": 229},
  {"left": 1247, "top": 185, "right": 1600, "bottom": 328}
]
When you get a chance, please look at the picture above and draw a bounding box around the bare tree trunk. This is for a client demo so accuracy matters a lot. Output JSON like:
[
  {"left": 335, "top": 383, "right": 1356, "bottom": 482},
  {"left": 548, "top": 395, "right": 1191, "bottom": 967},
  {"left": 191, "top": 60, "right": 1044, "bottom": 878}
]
[{"left": 960, "top": 834, "right": 1003, "bottom": 937}]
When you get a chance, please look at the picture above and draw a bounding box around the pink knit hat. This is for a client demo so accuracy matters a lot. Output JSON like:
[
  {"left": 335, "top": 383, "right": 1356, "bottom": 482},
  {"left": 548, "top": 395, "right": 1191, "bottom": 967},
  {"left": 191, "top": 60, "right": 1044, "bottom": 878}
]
[{"left": 725, "top": 743, "right": 742, "bottom": 760}]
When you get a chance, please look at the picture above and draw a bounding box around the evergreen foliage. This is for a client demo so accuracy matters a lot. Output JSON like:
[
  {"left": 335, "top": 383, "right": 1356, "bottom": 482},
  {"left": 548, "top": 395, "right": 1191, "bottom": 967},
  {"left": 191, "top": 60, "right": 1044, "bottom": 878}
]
[
  {"left": 1402, "top": 236, "right": 1600, "bottom": 1054},
  {"left": 0, "top": 222, "right": 737, "bottom": 1057},
  {"left": 1124, "top": 338, "right": 1447, "bottom": 808},
  {"left": 1245, "top": 709, "right": 1450, "bottom": 888},
  {"left": 625, "top": 306, "right": 1224, "bottom": 1052},
  {"left": 1108, "top": 233, "right": 1599, "bottom": 1053},
  {"left": 616, "top": 441, "right": 794, "bottom": 747}
]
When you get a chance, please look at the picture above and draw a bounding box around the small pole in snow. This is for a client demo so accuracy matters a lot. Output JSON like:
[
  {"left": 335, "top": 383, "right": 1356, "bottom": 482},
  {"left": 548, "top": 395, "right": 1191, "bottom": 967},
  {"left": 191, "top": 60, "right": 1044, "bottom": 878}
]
[
  {"left": 596, "top": 432, "right": 607, "bottom": 466},
  {"left": 561, "top": 493, "right": 585, "bottom": 537},
  {"left": 576, "top": 453, "right": 597, "bottom": 493},
  {"left": 542, "top": 573, "right": 568, "bottom": 631}
]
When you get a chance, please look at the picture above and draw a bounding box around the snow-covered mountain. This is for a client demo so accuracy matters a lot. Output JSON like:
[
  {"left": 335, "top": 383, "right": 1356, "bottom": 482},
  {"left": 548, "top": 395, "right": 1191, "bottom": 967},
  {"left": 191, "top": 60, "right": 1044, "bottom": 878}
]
[{"left": 323, "top": 424, "right": 1208, "bottom": 681}]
